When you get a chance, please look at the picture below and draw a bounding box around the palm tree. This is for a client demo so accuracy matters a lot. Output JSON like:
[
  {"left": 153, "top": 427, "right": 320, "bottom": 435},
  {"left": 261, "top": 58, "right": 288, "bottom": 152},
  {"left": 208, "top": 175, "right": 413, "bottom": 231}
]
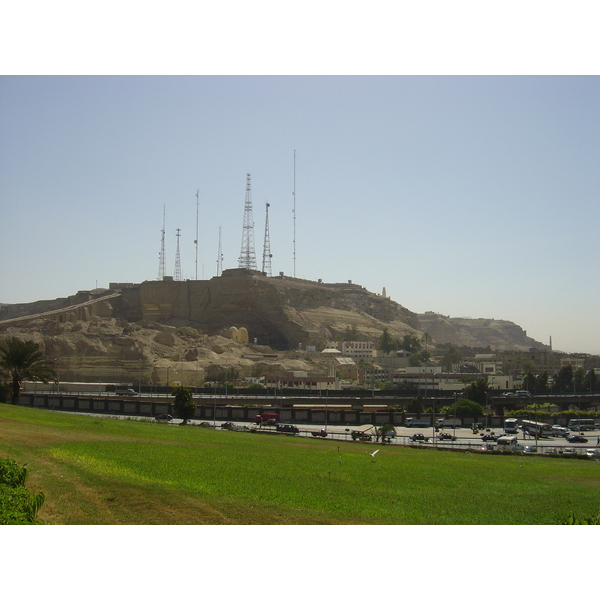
[{"left": 0, "top": 337, "right": 56, "bottom": 403}]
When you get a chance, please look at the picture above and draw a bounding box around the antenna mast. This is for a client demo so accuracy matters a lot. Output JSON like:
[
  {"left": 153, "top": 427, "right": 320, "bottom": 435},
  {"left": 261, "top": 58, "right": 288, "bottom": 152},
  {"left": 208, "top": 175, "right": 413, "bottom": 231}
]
[
  {"left": 194, "top": 190, "right": 199, "bottom": 280},
  {"left": 158, "top": 205, "right": 166, "bottom": 280},
  {"left": 238, "top": 173, "right": 257, "bottom": 270},
  {"left": 293, "top": 150, "right": 296, "bottom": 277},
  {"left": 216, "top": 226, "right": 223, "bottom": 276},
  {"left": 174, "top": 228, "right": 182, "bottom": 281},
  {"left": 262, "top": 202, "right": 273, "bottom": 276}
]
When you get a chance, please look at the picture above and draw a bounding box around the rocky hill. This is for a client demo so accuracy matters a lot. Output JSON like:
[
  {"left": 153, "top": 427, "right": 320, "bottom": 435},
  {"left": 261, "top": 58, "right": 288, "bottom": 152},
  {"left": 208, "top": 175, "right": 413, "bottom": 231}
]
[
  {"left": 417, "top": 312, "right": 549, "bottom": 352},
  {"left": 0, "top": 270, "right": 550, "bottom": 385}
]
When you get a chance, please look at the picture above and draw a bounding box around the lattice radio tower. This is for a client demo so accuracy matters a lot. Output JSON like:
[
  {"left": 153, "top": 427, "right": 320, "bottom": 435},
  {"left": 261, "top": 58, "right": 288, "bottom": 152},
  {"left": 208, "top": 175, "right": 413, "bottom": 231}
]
[
  {"left": 158, "top": 205, "right": 166, "bottom": 280},
  {"left": 262, "top": 202, "right": 273, "bottom": 276},
  {"left": 174, "top": 228, "right": 182, "bottom": 280},
  {"left": 238, "top": 173, "right": 257, "bottom": 270}
]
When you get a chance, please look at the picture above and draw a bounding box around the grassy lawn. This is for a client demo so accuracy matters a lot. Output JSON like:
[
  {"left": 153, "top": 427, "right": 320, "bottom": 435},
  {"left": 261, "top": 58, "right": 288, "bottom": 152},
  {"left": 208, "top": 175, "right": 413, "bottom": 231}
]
[{"left": 1, "top": 404, "right": 599, "bottom": 524}]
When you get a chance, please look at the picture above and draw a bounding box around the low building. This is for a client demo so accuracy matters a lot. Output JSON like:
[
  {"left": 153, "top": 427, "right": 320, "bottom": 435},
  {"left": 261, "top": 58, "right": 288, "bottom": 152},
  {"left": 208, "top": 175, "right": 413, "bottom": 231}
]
[
  {"left": 325, "top": 340, "right": 374, "bottom": 358},
  {"left": 264, "top": 371, "right": 340, "bottom": 391}
]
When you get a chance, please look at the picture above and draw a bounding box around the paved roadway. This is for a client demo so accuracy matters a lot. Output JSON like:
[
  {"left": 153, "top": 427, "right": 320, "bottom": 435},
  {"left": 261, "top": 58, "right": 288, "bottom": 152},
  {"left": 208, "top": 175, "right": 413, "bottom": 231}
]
[
  {"left": 181, "top": 418, "right": 600, "bottom": 456},
  {"left": 56, "top": 410, "right": 600, "bottom": 456}
]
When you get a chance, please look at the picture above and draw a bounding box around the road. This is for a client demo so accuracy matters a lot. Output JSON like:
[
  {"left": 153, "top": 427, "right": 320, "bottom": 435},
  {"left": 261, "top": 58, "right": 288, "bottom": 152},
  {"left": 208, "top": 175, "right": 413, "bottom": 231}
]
[{"left": 52, "top": 410, "right": 599, "bottom": 456}]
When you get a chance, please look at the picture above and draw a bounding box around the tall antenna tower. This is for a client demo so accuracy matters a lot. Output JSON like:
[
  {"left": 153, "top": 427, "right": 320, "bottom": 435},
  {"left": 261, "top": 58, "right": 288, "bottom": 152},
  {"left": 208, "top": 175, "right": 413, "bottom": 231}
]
[
  {"left": 174, "top": 228, "right": 182, "bottom": 281},
  {"left": 262, "top": 202, "right": 273, "bottom": 276},
  {"left": 194, "top": 190, "right": 199, "bottom": 280},
  {"left": 158, "top": 205, "right": 166, "bottom": 280},
  {"left": 293, "top": 150, "right": 296, "bottom": 277},
  {"left": 238, "top": 173, "right": 257, "bottom": 270},
  {"left": 216, "top": 226, "right": 223, "bottom": 276}
]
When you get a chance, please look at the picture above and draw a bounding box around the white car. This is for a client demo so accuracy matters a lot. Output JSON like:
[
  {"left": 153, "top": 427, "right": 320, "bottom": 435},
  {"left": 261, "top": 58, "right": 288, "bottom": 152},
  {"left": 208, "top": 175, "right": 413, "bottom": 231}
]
[
  {"left": 586, "top": 448, "right": 600, "bottom": 458},
  {"left": 523, "top": 446, "right": 538, "bottom": 454},
  {"left": 551, "top": 426, "right": 569, "bottom": 437}
]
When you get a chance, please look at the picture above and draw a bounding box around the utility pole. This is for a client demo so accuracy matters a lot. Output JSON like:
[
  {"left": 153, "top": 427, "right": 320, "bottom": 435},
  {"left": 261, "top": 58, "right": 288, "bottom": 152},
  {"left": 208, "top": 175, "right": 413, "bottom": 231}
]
[
  {"left": 158, "top": 205, "right": 166, "bottom": 280},
  {"left": 238, "top": 173, "right": 257, "bottom": 270},
  {"left": 194, "top": 190, "right": 199, "bottom": 280},
  {"left": 293, "top": 150, "right": 296, "bottom": 277},
  {"left": 216, "top": 226, "right": 223, "bottom": 276}
]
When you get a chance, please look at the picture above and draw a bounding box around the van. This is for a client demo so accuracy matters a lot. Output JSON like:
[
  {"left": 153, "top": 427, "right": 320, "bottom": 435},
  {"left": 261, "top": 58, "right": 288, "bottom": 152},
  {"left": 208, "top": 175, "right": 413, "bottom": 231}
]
[{"left": 496, "top": 435, "right": 517, "bottom": 447}]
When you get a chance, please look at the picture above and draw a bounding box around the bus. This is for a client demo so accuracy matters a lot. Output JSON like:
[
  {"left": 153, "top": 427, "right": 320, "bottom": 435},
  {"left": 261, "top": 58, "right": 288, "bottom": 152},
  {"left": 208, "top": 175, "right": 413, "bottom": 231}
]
[
  {"left": 503, "top": 418, "right": 519, "bottom": 434},
  {"left": 567, "top": 418, "right": 596, "bottom": 431},
  {"left": 521, "top": 420, "right": 552, "bottom": 438}
]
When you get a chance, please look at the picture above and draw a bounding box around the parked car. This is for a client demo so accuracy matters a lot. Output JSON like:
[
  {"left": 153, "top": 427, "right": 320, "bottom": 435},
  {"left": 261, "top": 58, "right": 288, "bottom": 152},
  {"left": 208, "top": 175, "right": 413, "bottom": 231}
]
[
  {"left": 585, "top": 448, "right": 600, "bottom": 458},
  {"left": 155, "top": 414, "right": 173, "bottom": 421},
  {"left": 277, "top": 424, "right": 299, "bottom": 434},
  {"left": 562, "top": 447, "right": 578, "bottom": 455},
  {"left": 409, "top": 434, "right": 429, "bottom": 442},
  {"left": 567, "top": 434, "right": 589, "bottom": 443},
  {"left": 437, "top": 433, "right": 456, "bottom": 441},
  {"left": 523, "top": 446, "right": 538, "bottom": 454}
]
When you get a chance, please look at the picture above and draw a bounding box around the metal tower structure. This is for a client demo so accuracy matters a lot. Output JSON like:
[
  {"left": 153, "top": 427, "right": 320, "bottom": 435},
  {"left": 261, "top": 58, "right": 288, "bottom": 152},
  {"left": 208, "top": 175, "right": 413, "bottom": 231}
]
[
  {"left": 216, "top": 226, "right": 223, "bottom": 276},
  {"left": 238, "top": 173, "right": 257, "bottom": 270},
  {"left": 158, "top": 205, "right": 166, "bottom": 280},
  {"left": 174, "top": 228, "right": 182, "bottom": 281},
  {"left": 262, "top": 202, "right": 273, "bottom": 276}
]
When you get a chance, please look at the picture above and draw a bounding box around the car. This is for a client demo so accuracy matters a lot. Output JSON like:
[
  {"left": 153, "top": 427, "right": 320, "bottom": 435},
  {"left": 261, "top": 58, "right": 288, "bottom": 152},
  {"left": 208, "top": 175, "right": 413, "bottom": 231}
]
[
  {"left": 437, "top": 433, "right": 456, "bottom": 441},
  {"left": 523, "top": 446, "right": 538, "bottom": 454},
  {"left": 277, "top": 424, "right": 299, "bottom": 434},
  {"left": 481, "top": 433, "right": 500, "bottom": 442},
  {"left": 351, "top": 431, "right": 372, "bottom": 441},
  {"left": 502, "top": 392, "right": 516, "bottom": 397},
  {"left": 515, "top": 390, "right": 532, "bottom": 397},
  {"left": 480, "top": 443, "right": 494, "bottom": 451},
  {"left": 551, "top": 426, "right": 569, "bottom": 437},
  {"left": 562, "top": 447, "right": 578, "bottom": 455},
  {"left": 409, "top": 434, "right": 429, "bottom": 442},
  {"left": 221, "top": 422, "right": 234, "bottom": 429},
  {"left": 155, "top": 413, "right": 173, "bottom": 421},
  {"left": 567, "top": 434, "right": 588, "bottom": 443},
  {"left": 585, "top": 448, "right": 600, "bottom": 458}
]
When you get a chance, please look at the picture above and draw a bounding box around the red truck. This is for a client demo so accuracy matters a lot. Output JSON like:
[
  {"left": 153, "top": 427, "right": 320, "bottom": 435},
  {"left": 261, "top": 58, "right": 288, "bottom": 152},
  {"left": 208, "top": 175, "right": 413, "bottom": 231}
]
[{"left": 253, "top": 413, "right": 279, "bottom": 426}]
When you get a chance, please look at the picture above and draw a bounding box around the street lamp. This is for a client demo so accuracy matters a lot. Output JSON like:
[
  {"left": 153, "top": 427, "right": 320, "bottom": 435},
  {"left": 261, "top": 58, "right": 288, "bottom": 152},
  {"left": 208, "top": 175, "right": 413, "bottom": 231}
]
[
  {"left": 53, "top": 359, "right": 60, "bottom": 409},
  {"left": 138, "top": 359, "right": 143, "bottom": 395}
]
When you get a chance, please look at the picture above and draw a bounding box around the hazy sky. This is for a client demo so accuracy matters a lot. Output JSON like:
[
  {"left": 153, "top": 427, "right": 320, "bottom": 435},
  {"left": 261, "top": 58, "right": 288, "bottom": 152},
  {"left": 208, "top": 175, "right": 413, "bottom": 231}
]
[{"left": 1, "top": 75, "right": 599, "bottom": 354}]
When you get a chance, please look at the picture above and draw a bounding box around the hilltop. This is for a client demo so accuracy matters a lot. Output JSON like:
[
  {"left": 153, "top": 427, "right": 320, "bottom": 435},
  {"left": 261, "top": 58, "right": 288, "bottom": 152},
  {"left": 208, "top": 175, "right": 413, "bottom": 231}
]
[
  {"left": 417, "top": 312, "right": 549, "bottom": 352},
  {"left": 0, "top": 269, "right": 549, "bottom": 384}
]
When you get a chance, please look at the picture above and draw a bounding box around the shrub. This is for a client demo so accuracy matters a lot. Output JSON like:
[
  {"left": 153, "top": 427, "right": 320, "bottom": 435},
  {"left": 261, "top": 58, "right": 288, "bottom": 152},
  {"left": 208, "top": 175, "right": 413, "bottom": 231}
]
[{"left": 0, "top": 458, "right": 45, "bottom": 524}]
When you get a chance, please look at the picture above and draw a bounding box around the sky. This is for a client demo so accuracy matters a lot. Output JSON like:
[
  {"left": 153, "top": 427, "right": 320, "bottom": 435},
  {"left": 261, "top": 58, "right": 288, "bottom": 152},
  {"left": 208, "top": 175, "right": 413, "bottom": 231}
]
[
  {"left": 1, "top": 75, "right": 599, "bottom": 354},
  {"left": 1, "top": 4, "right": 600, "bottom": 358}
]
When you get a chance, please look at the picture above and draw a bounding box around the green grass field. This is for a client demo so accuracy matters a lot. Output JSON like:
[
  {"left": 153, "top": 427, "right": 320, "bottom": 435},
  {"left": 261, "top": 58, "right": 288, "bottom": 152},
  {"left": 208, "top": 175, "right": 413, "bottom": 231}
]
[{"left": 1, "top": 404, "right": 598, "bottom": 524}]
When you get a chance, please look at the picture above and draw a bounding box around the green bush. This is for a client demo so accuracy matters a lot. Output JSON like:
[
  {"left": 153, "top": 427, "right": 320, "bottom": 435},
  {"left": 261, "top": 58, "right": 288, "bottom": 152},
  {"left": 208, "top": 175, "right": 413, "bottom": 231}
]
[{"left": 0, "top": 458, "right": 45, "bottom": 524}]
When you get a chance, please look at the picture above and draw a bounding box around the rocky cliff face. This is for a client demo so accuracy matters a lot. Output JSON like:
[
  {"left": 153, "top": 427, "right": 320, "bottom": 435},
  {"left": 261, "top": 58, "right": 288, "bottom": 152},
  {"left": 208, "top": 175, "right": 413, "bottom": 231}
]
[
  {"left": 1, "top": 272, "right": 551, "bottom": 386},
  {"left": 115, "top": 270, "right": 422, "bottom": 350},
  {"left": 417, "top": 312, "right": 549, "bottom": 351}
]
